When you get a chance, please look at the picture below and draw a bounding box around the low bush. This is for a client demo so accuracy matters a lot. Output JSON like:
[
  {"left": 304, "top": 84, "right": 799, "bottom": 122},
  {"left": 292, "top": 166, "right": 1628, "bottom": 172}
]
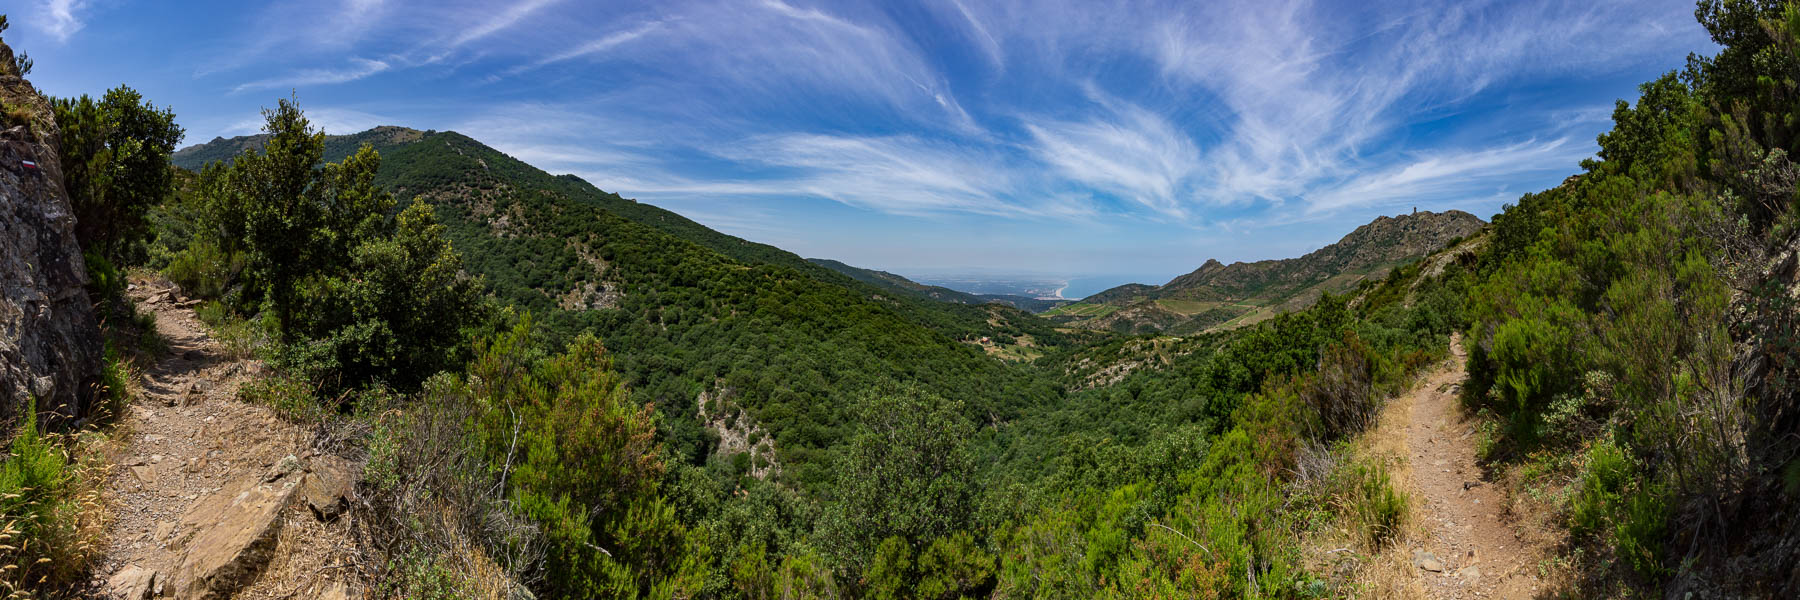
[
  {"left": 94, "top": 341, "right": 131, "bottom": 423},
  {"left": 1339, "top": 460, "right": 1407, "bottom": 551},
  {"left": 1571, "top": 440, "right": 1666, "bottom": 578},
  {"left": 238, "top": 373, "right": 326, "bottom": 422},
  {"left": 360, "top": 374, "right": 541, "bottom": 599},
  {"left": 0, "top": 401, "right": 106, "bottom": 597},
  {"left": 163, "top": 240, "right": 244, "bottom": 301},
  {"left": 193, "top": 300, "right": 262, "bottom": 361},
  {"left": 1302, "top": 336, "right": 1375, "bottom": 441},
  {"left": 83, "top": 251, "right": 125, "bottom": 312}
]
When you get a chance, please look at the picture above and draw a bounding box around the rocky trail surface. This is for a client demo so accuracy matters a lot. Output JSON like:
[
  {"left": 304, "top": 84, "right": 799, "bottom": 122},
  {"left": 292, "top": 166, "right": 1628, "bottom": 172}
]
[
  {"left": 1394, "top": 335, "right": 1551, "bottom": 599},
  {"left": 93, "top": 278, "right": 361, "bottom": 599}
]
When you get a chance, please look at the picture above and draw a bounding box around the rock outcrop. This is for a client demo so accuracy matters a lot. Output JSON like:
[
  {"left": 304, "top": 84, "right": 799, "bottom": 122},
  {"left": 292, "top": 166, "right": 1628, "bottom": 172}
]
[{"left": 0, "top": 39, "right": 100, "bottom": 427}]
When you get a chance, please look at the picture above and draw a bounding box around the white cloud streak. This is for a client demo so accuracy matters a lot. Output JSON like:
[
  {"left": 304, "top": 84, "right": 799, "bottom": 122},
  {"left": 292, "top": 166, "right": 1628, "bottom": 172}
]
[
  {"left": 1305, "top": 138, "right": 1585, "bottom": 214},
  {"left": 218, "top": 106, "right": 396, "bottom": 139},
  {"left": 502, "top": 20, "right": 666, "bottom": 77},
  {"left": 231, "top": 58, "right": 391, "bottom": 93},
  {"left": 34, "top": 0, "right": 86, "bottom": 42},
  {"left": 446, "top": 0, "right": 562, "bottom": 49}
]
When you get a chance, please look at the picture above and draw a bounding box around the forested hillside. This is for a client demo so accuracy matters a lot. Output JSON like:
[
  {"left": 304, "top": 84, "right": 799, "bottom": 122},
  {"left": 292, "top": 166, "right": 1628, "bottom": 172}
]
[{"left": 172, "top": 126, "right": 1078, "bottom": 491}]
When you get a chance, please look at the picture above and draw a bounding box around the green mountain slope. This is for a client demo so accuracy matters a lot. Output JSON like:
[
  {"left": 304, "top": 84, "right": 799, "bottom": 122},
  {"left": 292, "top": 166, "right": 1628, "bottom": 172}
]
[{"left": 173, "top": 127, "right": 1072, "bottom": 489}]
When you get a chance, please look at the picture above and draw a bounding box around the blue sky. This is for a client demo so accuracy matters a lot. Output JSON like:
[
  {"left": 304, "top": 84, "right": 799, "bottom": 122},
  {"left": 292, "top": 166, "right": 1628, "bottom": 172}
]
[{"left": 9, "top": 0, "right": 1715, "bottom": 289}]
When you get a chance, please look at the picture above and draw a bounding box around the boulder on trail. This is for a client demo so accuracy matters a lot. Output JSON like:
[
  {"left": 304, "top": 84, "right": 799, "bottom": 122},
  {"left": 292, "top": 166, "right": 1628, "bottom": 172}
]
[
  {"left": 1412, "top": 549, "right": 1445, "bottom": 572},
  {"left": 299, "top": 455, "right": 357, "bottom": 521}
]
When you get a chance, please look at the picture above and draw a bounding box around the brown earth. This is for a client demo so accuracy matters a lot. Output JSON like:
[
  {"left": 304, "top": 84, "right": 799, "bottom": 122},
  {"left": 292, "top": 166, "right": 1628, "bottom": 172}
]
[
  {"left": 1390, "top": 335, "right": 1553, "bottom": 599},
  {"left": 92, "top": 277, "right": 360, "bottom": 599}
]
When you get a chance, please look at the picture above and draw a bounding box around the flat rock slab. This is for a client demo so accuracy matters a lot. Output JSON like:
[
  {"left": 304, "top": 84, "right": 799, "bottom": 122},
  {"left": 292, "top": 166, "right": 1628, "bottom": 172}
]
[
  {"left": 107, "top": 565, "right": 160, "bottom": 600},
  {"left": 130, "top": 465, "right": 157, "bottom": 484},
  {"left": 1412, "top": 549, "right": 1445, "bottom": 573},
  {"left": 168, "top": 474, "right": 301, "bottom": 599}
]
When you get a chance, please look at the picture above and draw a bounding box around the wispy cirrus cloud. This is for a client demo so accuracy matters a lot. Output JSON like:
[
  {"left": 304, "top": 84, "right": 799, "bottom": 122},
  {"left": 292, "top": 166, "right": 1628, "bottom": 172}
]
[
  {"left": 231, "top": 58, "right": 391, "bottom": 94},
  {"left": 500, "top": 20, "right": 667, "bottom": 77},
  {"left": 115, "top": 0, "right": 1714, "bottom": 274},
  {"left": 219, "top": 106, "right": 396, "bottom": 138},
  {"left": 427, "top": 0, "right": 564, "bottom": 61},
  {"left": 1024, "top": 98, "right": 1202, "bottom": 218},
  {"left": 1305, "top": 137, "right": 1584, "bottom": 215},
  {"left": 725, "top": 133, "right": 1027, "bottom": 216}
]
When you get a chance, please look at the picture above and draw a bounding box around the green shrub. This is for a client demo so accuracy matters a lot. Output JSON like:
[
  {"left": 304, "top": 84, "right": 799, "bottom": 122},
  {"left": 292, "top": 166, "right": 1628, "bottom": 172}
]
[
  {"left": 0, "top": 400, "right": 101, "bottom": 595},
  {"left": 381, "top": 551, "right": 491, "bottom": 600},
  {"left": 94, "top": 342, "right": 131, "bottom": 423},
  {"left": 194, "top": 300, "right": 263, "bottom": 361},
  {"left": 1341, "top": 460, "right": 1407, "bottom": 551},
  {"left": 465, "top": 322, "right": 702, "bottom": 599},
  {"left": 1571, "top": 440, "right": 1666, "bottom": 578},
  {"left": 915, "top": 531, "right": 996, "bottom": 599},
  {"left": 1613, "top": 486, "right": 1668, "bottom": 578},
  {"left": 1302, "top": 336, "right": 1375, "bottom": 441},
  {"left": 819, "top": 383, "right": 977, "bottom": 574},
  {"left": 130, "top": 307, "right": 168, "bottom": 358},
  {"left": 358, "top": 373, "right": 542, "bottom": 600},
  {"left": 238, "top": 374, "right": 324, "bottom": 421},
  {"left": 83, "top": 250, "right": 125, "bottom": 310},
  {"left": 164, "top": 239, "right": 243, "bottom": 300}
]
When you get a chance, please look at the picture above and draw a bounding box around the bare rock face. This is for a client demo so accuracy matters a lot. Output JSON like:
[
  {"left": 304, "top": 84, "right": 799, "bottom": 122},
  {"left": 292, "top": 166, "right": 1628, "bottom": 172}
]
[
  {"left": 0, "top": 39, "right": 100, "bottom": 426},
  {"left": 167, "top": 474, "right": 303, "bottom": 599}
]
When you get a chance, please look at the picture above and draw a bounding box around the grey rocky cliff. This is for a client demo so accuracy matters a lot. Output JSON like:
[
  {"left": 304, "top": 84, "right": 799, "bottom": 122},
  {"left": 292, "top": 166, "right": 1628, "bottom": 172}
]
[{"left": 0, "top": 39, "right": 100, "bottom": 427}]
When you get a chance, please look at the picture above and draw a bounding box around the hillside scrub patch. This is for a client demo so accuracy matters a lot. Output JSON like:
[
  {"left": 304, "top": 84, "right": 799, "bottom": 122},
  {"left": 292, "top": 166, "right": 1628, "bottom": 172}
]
[
  {"left": 1301, "top": 335, "right": 1376, "bottom": 441},
  {"left": 1570, "top": 440, "right": 1667, "bottom": 578}
]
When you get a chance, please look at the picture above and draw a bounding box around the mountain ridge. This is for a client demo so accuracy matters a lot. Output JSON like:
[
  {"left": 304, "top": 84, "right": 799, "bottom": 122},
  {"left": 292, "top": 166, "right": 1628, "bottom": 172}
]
[{"left": 1051, "top": 210, "right": 1484, "bottom": 333}]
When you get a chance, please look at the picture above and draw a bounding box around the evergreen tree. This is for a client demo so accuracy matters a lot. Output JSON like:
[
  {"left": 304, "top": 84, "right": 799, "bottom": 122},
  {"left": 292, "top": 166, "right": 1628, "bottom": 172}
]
[{"left": 53, "top": 86, "right": 183, "bottom": 263}]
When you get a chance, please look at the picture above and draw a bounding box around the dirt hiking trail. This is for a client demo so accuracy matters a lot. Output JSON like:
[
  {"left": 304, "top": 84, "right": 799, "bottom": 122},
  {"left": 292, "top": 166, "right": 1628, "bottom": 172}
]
[
  {"left": 1391, "top": 334, "right": 1551, "bottom": 599},
  {"left": 91, "top": 277, "right": 361, "bottom": 599}
]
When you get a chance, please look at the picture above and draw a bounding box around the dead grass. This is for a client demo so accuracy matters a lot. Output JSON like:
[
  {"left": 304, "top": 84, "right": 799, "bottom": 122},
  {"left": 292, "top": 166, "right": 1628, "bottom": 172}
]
[{"left": 1296, "top": 354, "right": 1436, "bottom": 599}]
